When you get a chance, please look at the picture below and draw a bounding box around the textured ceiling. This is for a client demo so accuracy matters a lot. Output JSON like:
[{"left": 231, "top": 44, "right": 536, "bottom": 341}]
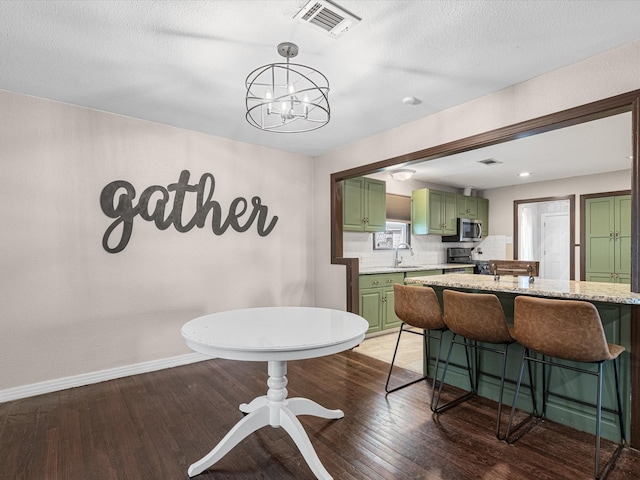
[{"left": 1, "top": 0, "right": 640, "bottom": 162}]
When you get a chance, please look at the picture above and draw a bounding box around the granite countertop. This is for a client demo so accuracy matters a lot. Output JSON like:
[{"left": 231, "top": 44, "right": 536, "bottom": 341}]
[
  {"left": 404, "top": 273, "right": 640, "bottom": 305},
  {"left": 359, "top": 264, "right": 475, "bottom": 275}
]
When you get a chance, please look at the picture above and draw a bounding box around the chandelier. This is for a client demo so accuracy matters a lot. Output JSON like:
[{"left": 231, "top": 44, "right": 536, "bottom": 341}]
[{"left": 245, "top": 42, "right": 330, "bottom": 133}]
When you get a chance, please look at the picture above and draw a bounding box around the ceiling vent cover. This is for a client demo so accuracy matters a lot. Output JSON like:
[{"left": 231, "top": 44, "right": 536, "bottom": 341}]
[
  {"left": 294, "top": 1, "right": 361, "bottom": 38},
  {"left": 477, "top": 158, "right": 503, "bottom": 166}
]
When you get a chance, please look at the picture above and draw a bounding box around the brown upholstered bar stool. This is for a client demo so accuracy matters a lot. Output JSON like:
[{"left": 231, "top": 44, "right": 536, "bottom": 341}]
[
  {"left": 432, "top": 289, "right": 515, "bottom": 439},
  {"left": 505, "top": 296, "right": 625, "bottom": 480},
  {"left": 385, "top": 284, "right": 447, "bottom": 401}
]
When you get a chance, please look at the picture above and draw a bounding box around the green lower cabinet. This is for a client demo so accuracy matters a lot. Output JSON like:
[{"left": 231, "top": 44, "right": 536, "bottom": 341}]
[
  {"left": 585, "top": 194, "right": 630, "bottom": 283},
  {"left": 359, "top": 288, "right": 384, "bottom": 333},
  {"left": 359, "top": 273, "right": 404, "bottom": 333},
  {"left": 586, "top": 272, "right": 631, "bottom": 284}
]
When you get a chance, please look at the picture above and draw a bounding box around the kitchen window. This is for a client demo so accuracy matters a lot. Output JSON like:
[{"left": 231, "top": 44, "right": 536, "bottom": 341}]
[{"left": 373, "top": 221, "right": 410, "bottom": 250}]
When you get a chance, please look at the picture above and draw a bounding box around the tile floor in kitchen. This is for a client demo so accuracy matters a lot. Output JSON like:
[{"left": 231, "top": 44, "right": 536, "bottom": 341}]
[{"left": 352, "top": 328, "right": 423, "bottom": 374}]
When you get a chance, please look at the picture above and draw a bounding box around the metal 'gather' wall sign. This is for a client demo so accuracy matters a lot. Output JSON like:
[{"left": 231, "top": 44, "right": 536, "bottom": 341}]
[{"left": 100, "top": 170, "right": 279, "bottom": 253}]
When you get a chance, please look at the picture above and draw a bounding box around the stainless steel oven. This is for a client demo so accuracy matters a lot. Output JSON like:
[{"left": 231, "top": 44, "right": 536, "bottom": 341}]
[{"left": 446, "top": 247, "right": 490, "bottom": 274}]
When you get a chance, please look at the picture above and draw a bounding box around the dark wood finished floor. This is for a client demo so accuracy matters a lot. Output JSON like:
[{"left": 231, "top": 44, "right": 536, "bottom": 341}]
[{"left": 1, "top": 350, "right": 639, "bottom": 480}]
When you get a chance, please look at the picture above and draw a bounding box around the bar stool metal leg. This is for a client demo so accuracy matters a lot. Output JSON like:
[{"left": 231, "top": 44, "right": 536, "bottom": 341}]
[
  {"left": 506, "top": 352, "right": 626, "bottom": 480},
  {"left": 385, "top": 324, "right": 446, "bottom": 395},
  {"left": 431, "top": 334, "right": 476, "bottom": 413},
  {"left": 385, "top": 324, "right": 427, "bottom": 393},
  {"left": 386, "top": 285, "right": 448, "bottom": 400}
]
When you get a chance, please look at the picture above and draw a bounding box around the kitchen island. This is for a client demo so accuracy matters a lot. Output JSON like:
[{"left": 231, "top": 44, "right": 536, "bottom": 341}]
[
  {"left": 404, "top": 273, "right": 638, "bottom": 446},
  {"left": 404, "top": 273, "right": 640, "bottom": 304}
]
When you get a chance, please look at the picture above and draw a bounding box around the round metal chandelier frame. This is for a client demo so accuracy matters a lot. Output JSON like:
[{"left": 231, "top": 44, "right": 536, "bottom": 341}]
[{"left": 245, "top": 42, "right": 330, "bottom": 133}]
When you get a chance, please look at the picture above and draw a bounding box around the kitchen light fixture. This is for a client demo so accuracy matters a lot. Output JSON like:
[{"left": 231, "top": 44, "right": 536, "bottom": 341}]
[
  {"left": 389, "top": 168, "right": 416, "bottom": 181},
  {"left": 518, "top": 171, "right": 531, "bottom": 177},
  {"left": 402, "top": 96, "right": 421, "bottom": 105},
  {"left": 245, "top": 42, "right": 330, "bottom": 133}
]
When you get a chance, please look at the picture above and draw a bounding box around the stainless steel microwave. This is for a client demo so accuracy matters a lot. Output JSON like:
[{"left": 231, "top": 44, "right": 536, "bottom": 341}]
[{"left": 442, "top": 218, "right": 483, "bottom": 242}]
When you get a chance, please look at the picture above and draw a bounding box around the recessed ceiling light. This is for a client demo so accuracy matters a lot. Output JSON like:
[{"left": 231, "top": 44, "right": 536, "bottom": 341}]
[
  {"left": 402, "top": 96, "right": 421, "bottom": 105},
  {"left": 518, "top": 172, "right": 531, "bottom": 177}
]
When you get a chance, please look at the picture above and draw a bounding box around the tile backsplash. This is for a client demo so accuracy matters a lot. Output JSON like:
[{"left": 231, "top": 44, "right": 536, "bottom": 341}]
[{"left": 344, "top": 231, "right": 509, "bottom": 268}]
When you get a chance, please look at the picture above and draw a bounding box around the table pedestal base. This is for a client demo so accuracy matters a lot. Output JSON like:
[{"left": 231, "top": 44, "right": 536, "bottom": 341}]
[{"left": 188, "top": 360, "right": 343, "bottom": 479}]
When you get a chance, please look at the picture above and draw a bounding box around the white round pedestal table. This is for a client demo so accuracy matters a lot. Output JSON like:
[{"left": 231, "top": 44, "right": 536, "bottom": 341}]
[{"left": 181, "top": 306, "right": 369, "bottom": 480}]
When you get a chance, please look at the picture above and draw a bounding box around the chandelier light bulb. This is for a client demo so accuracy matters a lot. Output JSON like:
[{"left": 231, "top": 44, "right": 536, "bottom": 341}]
[
  {"left": 265, "top": 89, "right": 273, "bottom": 114},
  {"left": 303, "top": 93, "right": 309, "bottom": 116}
]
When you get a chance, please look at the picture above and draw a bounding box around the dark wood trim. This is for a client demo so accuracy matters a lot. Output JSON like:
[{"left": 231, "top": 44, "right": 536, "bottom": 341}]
[
  {"left": 331, "top": 90, "right": 639, "bottom": 184},
  {"left": 513, "top": 195, "right": 575, "bottom": 280},
  {"left": 330, "top": 89, "right": 640, "bottom": 445},
  {"left": 330, "top": 174, "right": 359, "bottom": 313},
  {"left": 330, "top": 173, "right": 344, "bottom": 260},
  {"left": 631, "top": 97, "right": 640, "bottom": 292},
  {"left": 579, "top": 190, "right": 632, "bottom": 281},
  {"left": 633, "top": 305, "right": 640, "bottom": 447}
]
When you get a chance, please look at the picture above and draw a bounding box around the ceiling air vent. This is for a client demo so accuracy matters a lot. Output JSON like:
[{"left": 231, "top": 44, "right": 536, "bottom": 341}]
[
  {"left": 294, "top": 0, "right": 361, "bottom": 38},
  {"left": 477, "top": 158, "right": 503, "bottom": 166}
]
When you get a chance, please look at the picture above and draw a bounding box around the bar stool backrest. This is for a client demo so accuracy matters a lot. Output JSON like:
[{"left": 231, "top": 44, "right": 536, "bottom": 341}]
[
  {"left": 394, "top": 284, "right": 446, "bottom": 330},
  {"left": 514, "top": 296, "right": 618, "bottom": 363},
  {"left": 443, "top": 289, "right": 512, "bottom": 343}
]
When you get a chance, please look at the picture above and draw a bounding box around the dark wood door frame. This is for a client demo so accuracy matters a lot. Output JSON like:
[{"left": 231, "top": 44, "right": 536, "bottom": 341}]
[
  {"left": 513, "top": 195, "right": 576, "bottom": 280},
  {"left": 331, "top": 89, "right": 640, "bottom": 446}
]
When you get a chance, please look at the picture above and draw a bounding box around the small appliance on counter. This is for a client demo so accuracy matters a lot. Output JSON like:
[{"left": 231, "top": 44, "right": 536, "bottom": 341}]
[{"left": 446, "top": 247, "right": 491, "bottom": 274}]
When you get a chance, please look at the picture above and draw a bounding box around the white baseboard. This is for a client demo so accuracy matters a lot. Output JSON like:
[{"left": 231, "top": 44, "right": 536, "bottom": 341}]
[{"left": 0, "top": 352, "right": 210, "bottom": 403}]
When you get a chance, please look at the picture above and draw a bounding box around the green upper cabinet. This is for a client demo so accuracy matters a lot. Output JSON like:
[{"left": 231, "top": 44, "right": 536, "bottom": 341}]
[
  {"left": 585, "top": 194, "right": 630, "bottom": 283},
  {"left": 412, "top": 188, "right": 457, "bottom": 235},
  {"left": 343, "top": 177, "right": 386, "bottom": 232},
  {"left": 477, "top": 197, "right": 489, "bottom": 236},
  {"left": 456, "top": 194, "right": 478, "bottom": 219}
]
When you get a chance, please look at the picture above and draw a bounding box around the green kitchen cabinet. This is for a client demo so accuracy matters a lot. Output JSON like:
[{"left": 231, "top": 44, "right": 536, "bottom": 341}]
[
  {"left": 359, "top": 273, "right": 404, "bottom": 333},
  {"left": 343, "top": 177, "right": 386, "bottom": 232},
  {"left": 585, "top": 194, "right": 630, "bottom": 283},
  {"left": 477, "top": 197, "right": 489, "bottom": 236},
  {"left": 457, "top": 194, "right": 489, "bottom": 235},
  {"left": 412, "top": 188, "right": 457, "bottom": 235},
  {"left": 456, "top": 194, "right": 478, "bottom": 219}
]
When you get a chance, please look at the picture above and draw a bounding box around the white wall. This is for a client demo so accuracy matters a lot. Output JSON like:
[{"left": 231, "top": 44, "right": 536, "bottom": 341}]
[
  {"left": 0, "top": 90, "right": 314, "bottom": 392},
  {"left": 485, "top": 169, "right": 631, "bottom": 236},
  {"left": 313, "top": 39, "right": 640, "bottom": 309}
]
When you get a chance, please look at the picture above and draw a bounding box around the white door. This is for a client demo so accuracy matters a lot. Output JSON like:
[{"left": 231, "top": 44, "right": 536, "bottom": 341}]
[{"left": 540, "top": 212, "right": 570, "bottom": 279}]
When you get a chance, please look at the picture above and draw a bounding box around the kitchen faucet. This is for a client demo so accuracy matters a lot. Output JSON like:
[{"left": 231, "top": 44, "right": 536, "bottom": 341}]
[{"left": 394, "top": 242, "right": 414, "bottom": 267}]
